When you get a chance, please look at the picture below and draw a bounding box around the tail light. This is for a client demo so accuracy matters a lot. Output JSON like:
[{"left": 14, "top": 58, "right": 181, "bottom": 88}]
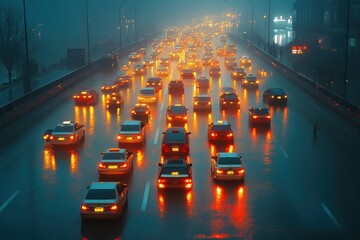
[
  {"left": 223, "top": 101, "right": 226, "bottom": 104},
  {"left": 120, "top": 163, "right": 127, "bottom": 168},
  {"left": 158, "top": 178, "right": 166, "bottom": 188},
  {"left": 208, "top": 102, "right": 211, "bottom": 105},
  {"left": 106, "top": 100, "right": 110, "bottom": 103},
  {"left": 238, "top": 101, "right": 241, "bottom": 105},
  {"left": 167, "top": 116, "right": 172, "bottom": 120},
  {"left": 227, "top": 133, "right": 233, "bottom": 137},
  {"left": 266, "top": 116, "right": 271, "bottom": 119},
  {"left": 98, "top": 163, "right": 106, "bottom": 168},
  {"left": 211, "top": 132, "right": 215, "bottom": 137},
  {"left": 81, "top": 204, "right": 90, "bottom": 211},
  {"left": 181, "top": 144, "right": 189, "bottom": 152},
  {"left": 184, "top": 116, "right": 188, "bottom": 120},
  {"left": 49, "top": 136, "right": 54, "bottom": 140},
  {"left": 238, "top": 168, "right": 245, "bottom": 174},
  {"left": 194, "top": 101, "right": 198, "bottom": 105},
  {"left": 145, "top": 111, "right": 149, "bottom": 114},
  {"left": 216, "top": 169, "right": 224, "bottom": 174},
  {"left": 284, "top": 95, "right": 288, "bottom": 98},
  {"left": 131, "top": 110, "right": 136, "bottom": 114},
  {"left": 253, "top": 116, "right": 258, "bottom": 119},
  {"left": 69, "top": 135, "right": 75, "bottom": 140},
  {"left": 73, "top": 96, "right": 77, "bottom": 99},
  {"left": 117, "top": 135, "right": 122, "bottom": 140},
  {"left": 108, "top": 205, "right": 118, "bottom": 211},
  {"left": 136, "top": 135, "right": 141, "bottom": 140},
  {"left": 185, "top": 178, "right": 192, "bottom": 188},
  {"left": 162, "top": 144, "right": 170, "bottom": 153},
  {"left": 271, "top": 96, "right": 275, "bottom": 99}
]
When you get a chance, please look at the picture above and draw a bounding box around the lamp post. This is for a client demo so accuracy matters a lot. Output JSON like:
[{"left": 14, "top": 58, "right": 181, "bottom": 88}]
[
  {"left": 86, "top": 0, "right": 91, "bottom": 66},
  {"left": 135, "top": 0, "right": 144, "bottom": 41},
  {"left": 267, "top": 0, "right": 271, "bottom": 52},
  {"left": 343, "top": 0, "right": 350, "bottom": 99},
  {"left": 119, "top": 0, "right": 127, "bottom": 49},
  {"left": 22, "top": 0, "right": 30, "bottom": 93},
  {"left": 264, "top": 15, "right": 267, "bottom": 43}
]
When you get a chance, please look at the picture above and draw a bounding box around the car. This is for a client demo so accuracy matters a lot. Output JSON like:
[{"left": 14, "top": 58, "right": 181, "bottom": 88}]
[
  {"left": 242, "top": 74, "right": 259, "bottom": 88},
  {"left": 138, "top": 47, "right": 146, "bottom": 57},
  {"left": 257, "top": 69, "right": 267, "bottom": 78},
  {"left": 195, "top": 77, "right": 210, "bottom": 89},
  {"left": 98, "top": 148, "right": 134, "bottom": 176},
  {"left": 209, "top": 66, "right": 221, "bottom": 77},
  {"left": 115, "top": 74, "right": 132, "bottom": 88},
  {"left": 210, "top": 152, "right": 245, "bottom": 181},
  {"left": 226, "top": 44, "right": 237, "bottom": 56},
  {"left": 231, "top": 67, "right": 246, "bottom": 80},
  {"left": 210, "top": 60, "right": 220, "bottom": 68},
  {"left": 202, "top": 56, "right": 213, "bottom": 66},
  {"left": 181, "top": 68, "right": 195, "bottom": 79},
  {"left": 225, "top": 56, "right": 237, "bottom": 68},
  {"left": 221, "top": 87, "right": 236, "bottom": 94},
  {"left": 106, "top": 93, "right": 123, "bottom": 108},
  {"left": 248, "top": 107, "right": 271, "bottom": 126},
  {"left": 73, "top": 90, "right": 99, "bottom": 105},
  {"left": 138, "top": 87, "right": 157, "bottom": 103},
  {"left": 166, "top": 104, "right": 188, "bottom": 124},
  {"left": 157, "top": 66, "right": 169, "bottom": 77},
  {"left": 159, "top": 57, "right": 170, "bottom": 66},
  {"left": 219, "top": 91, "right": 241, "bottom": 109},
  {"left": 131, "top": 103, "right": 150, "bottom": 121},
  {"left": 128, "top": 52, "right": 140, "bottom": 62},
  {"left": 101, "top": 81, "right": 119, "bottom": 93},
  {"left": 142, "top": 58, "right": 154, "bottom": 67},
  {"left": 121, "top": 64, "right": 130, "bottom": 72},
  {"left": 168, "top": 80, "right": 184, "bottom": 95},
  {"left": 80, "top": 182, "right": 128, "bottom": 220},
  {"left": 161, "top": 127, "right": 191, "bottom": 157},
  {"left": 157, "top": 159, "right": 193, "bottom": 190},
  {"left": 263, "top": 88, "right": 288, "bottom": 105},
  {"left": 207, "top": 120, "right": 234, "bottom": 143},
  {"left": 146, "top": 77, "right": 163, "bottom": 92},
  {"left": 43, "top": 121, "right": 85, "bottom": 145},
  {"left": 169, "top": 50, "right": 180, "bottom": 60},
  {"left": 117, "top": 120, "right": 146, "bottom": 144},
  {"left": 150, "top": 52, "right": 159, "bottom": 60},
  {"left": 177, "top": 61, "right": 187, "bottom": 71},
  {"left": 132, "top": 64, "right": 147, "bottom": 76},
  {"left": 193, "top": 95, "right": 211, "bottom": 111},
  {"left": 216, "top": 45, "right": 226, "bottom": 56},
  {"left": 239, "top": 55, "right": 252, "bottom": 67}
]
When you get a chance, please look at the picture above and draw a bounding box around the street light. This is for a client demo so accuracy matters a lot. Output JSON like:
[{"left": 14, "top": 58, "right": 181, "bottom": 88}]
[
  {"left": 264, "top": 15, "right": 267, "bottom": 43},
  {"left": 267, "top": 0, "right": 271, "bottom": 52},
  {"left": 22, "top": 0, "right": 30, "bottom": 93},
  {"left": 119, "top": 0, "right": 127, "bottom": 49},
  {"left": 86, "top": 0, "right": 91, "bottom": 66},
  {"left": 135, "top": 0, "right": 144, "bottom": 41}
]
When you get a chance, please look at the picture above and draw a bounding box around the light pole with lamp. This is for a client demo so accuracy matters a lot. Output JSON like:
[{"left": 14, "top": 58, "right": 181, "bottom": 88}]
[
  {"left": 263, "top": 15, "right": 267, "bottom": 45},
  {"left": 119, "top": 0, "right": 127, "bottom": 49},
  {"left": 267, "top": 0, "right": 271, "bottom": 52},
  {"left": 22, "top": 0, "right": 30, "bottom": 93},
  {"left": 85, "top": 0, "right": 91, "bottom": 66}
]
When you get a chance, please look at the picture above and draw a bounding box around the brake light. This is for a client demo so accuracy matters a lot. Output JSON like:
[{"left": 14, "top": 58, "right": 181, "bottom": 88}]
[
  {"left": 184, "top": 116, "right": 188, "bottom": 120},
  {"left": 266, "top": 116, "right": 271, "bottom": 119},
  {"left": 49, "top": 136, "right": 54, "bottom": 140},
  {"left": 253, "top": 116, "right": 258, "bottom": 119},
  {"left": 216, "top": 169, "right": 224, "bottom": 174},
  {"left": 208, "top": 102, "right": 211, "bottom": 105},
  {"left": 211, "top": 132, "right": 215, "bottom": 137},
  {"left": 284, "top": 95, "right": 288, "bottom": 98},
  {"left": 227, "top": 133, "right": 233, "bottom": 137},
  {"left": 81, "top": 205, "right": 90, "bottom": 211},
  {"left": 162, "top": 144, "right": 170, "bottom": 153},
  {"left": 181, "top": 144, "right": 189, "bottom": 152},
  {"left": 120, "top": 163, "right": 127, "bottom": 168},
  {"left": 69, "top": 135, "right": 75, "bottom": 140},
  {"left": 117, "top": 135, "right": 122, "bottom": 140},
  {"left": 167, "top": 116, "right": 172, "bottom": 120},
  {"left": 238, "top": 169, "right": 245, "bottom": 174},
  {"left": 271, "top": 96, "right": 275, "bottom": 99},
  {"left": 194, "top": 101, "right": 198, "bottom": 105},
  {"left": 185, "top": 179, "right": 192, "bottom": 183},
  {"left": 223, "top": 101, "right": 226, "bottom": 104},
  {"left": 109, "top": 205, "right": 118, "bottom": 211},
  {"left": 98, "top": 163, "right": 106, "bottom": 168},
  {"left": 238, "top": 101, "right": 241, "bottom": 105},
  {"left": 158, "top": 178, "right": 166, "bottom": 188},
  {"left": 136, "top": 135, "right": 141, "bottom": 140},
  {"left": 131, "top": 110, "right": 136, "bottom": 114}
]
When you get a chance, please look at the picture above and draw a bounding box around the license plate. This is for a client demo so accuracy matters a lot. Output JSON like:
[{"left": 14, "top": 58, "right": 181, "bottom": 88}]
[
  {"left": 94, "top": 207, "right": 104, "bottom": 212},
  {"left": 176, "top": 116, "right": 181, "bottom": 118},
  {"left": 172, "top": 147, "right": 179, "bottom": 152},
  {"left": 108, "top": 165, "right": 118, "bottom": 169},
  {"left": 227, "top": 171, "right": 234, "bottom": 175},
  {"left": 126, "top": 137, "right": 133, "bottom": 140},
  {"left": 230, "top": 102, "right": 234, "bottom": 104},
  {"left": 277, "top": 96, "right": 282, "bottom": 99},
  {"left": 58, "top": 137, "right": 65, "bottom": 141}
]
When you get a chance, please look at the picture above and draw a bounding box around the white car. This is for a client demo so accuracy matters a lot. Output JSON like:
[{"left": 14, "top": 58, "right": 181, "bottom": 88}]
[
  {"left": 138, "top": 87, "right": 157, "bottom": 103},
  {"left": 80, "top": 182, "right": 128, "bottom": 220},
  {"left": 98, "top": 148, "right": 134, "bottom": 176},
  {"left": 43, "top": 121, "right": 85, "bottom": 145},
  {"left": 211, "top": 152, "right": 245, "bottom": 181}
]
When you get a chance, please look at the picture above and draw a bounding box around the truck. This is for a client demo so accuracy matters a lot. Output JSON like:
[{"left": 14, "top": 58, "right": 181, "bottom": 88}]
[{"left": 117, "top": 120, "right": 146, "bottom": 144}]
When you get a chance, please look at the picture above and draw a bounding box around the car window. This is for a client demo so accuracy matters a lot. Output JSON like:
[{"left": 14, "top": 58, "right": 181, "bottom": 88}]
[
  {"left": 212, "top": 125, "right": 232, "bottom": 131},
  {"left": 218, "top": 157, "right": 242, "bottom": 165},
  {"left": 164, "top": 132, "right": 186, "bottom": 143},
  {"left": 254, "top": 109, "right": 269, "bottom": 114},
  {"left": 85, "top": 189, "right": 116, "bottom": 200},
  {"left": 54, "top": 126, "right": 74, "bottom": 132},
  {"left": 222, "top": 94, "right": 238, "bottom": 100},
  {"left": 140, "top": 89, "right": 154, "bottom": 94},
  {"left": 161, "top": 167, "right": 189, "bottom": 175},
  {"left": 103, "top": 152, "right": 126, "bottom": 160},
  {"left": 169, "top": 106, "right": 186, "bottom": 113},
  {"left": 121, "top": 125, "right": 140, "bottom": 131}
]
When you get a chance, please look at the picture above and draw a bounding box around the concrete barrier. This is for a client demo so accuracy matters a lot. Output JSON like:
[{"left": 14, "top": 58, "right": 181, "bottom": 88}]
[
  {"left": 0, "top": 38, "right": 150, "bottom": 130},
  {"left": 229, "top": 34, "right": 360, "bottom": 131}
]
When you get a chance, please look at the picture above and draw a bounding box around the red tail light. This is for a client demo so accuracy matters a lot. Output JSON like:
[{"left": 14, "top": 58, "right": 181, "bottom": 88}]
[
  {"left": 158, "top": 178, "right": 166, "bottom": 188},
  {"left": 136, "top": 135, "right": 141, "bottom": 140},
  {"left": 120, "top": 163, "right": 128, "bottom": 168},
  {"left": 266, "top": 116, "right": 271, "bottom": 119},
  {"left": 238, "top": 168, "right": 245, "bottom": 174},
  {"left": 162, "top": 144, "right": 171, "bottom": 153},
  {"left": 117, "top": 135, "right": 122, "bottom": 140},
  {"left": 49, "top": 136, "right": 54, "bottom": 140},
  {"left": 98, "top": 163, "right": 106, "bottom": 168},
  {"left": 227, "top": 133, "right": 233, "bottom": 137},
  {"left": 81, "top": 204, "right": 90, "bottom": 211},
  {"left": 216, "top": 169, "right": 224, "bottom": 174},
  {"left": 211, "top": 132, "right": 215, "bottom": 137},
  {"left": 109, "top": 205, "right": 118, "bottom": 211},
  {"left": 69, "top": 135, "right": 75, "bottom": 140},
  {"left": 253, "top": 115, "right": 258, "bottom": 119},
  {"left": 181, "top": 144, "right": 189, "bottom": 152}
]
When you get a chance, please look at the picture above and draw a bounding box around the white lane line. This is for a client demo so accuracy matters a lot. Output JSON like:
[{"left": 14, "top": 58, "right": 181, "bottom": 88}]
[
  {"left": 141, "top": 182, "right": 150, "bottom": 212},
  {"left": 280, "top": 146, "right": 288, "bottom": 158},
  {"left": 160, "top": 100, "right": 165, "bottom": 111},
  {"left": 321, "top": 203, "right": 342, "bottom": 229},
  {"left": 0, "top": 190, "right": 19, "bottom": 213},
  {"left": 154, "top": 128, "right": 160, "bottom": 145}
]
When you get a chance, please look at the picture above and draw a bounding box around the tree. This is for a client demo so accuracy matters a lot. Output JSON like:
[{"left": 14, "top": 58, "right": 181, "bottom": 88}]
[{"left": 0, "top": 5, "right": 24, "bottom": 83}]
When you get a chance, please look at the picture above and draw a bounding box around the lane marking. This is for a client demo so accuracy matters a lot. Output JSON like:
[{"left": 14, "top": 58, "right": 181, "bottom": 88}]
[
  {"left": 279, "top": 146, "right": 288, "bottom": 158},
  {"left": 0, "top": 190, "right": 19, "bottom": 213},
  {"left": 160, "top": 100, "right": 165, "bottom": 111},
  {"left": 154, "top": 128, "right": 160, "bottom": 144},
  {"left": 141, "top": 182, "right": 150, "bottom": 212},
  {"left": 321, "top": 203, "right": 342, "bottom": 229}
]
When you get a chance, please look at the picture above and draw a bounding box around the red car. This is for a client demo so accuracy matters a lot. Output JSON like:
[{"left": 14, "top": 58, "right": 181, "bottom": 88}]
[
  {"left": 208, "top": 120, "right": 234, "bottom": 143},
  {"left": 161, "top": 127, "right": 191, "bottom": 157},
  {"left": 73, "top": 90, "right": 99, "bottom": 105}
]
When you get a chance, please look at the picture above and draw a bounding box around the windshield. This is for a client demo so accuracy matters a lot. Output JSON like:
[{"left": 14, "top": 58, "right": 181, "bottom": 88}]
[
  {"left": 102, "top": 152, "right": 125, "bottom": 160},
  {"left": 54, "top": 125, "right": 73, "bottom": 132},
  {"left": 212, "top": 125, "right": 231, "bottom": 131},
  {"left": 218, "top": 157, "right": 242, "bottom": 165},
  {"left": 121, "top": 125, "right": 140, "bottom": 131},
  {"left": 140, "top": 89, "right": 154, "bottom": 95},
  {"left": 85, "top": 189, "right": 116, "bottom": 200}
]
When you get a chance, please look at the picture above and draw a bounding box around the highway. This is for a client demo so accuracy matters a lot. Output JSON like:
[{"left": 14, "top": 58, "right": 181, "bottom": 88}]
[{"left": 0, "top": 35, "right": 359, "bottom": 240}]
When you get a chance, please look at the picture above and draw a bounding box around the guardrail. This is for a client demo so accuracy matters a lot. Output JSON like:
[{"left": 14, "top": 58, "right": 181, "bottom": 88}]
[
  {"left": 0, "top": 38, "right": 149, "bottom": 130},
  {"left": 229, "top": 34, "right": 360, "bottom": 131}
]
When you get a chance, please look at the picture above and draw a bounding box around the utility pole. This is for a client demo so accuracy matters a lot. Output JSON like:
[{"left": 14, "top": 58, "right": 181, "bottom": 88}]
[
  {"left": 119, "top": 0, "right": 127, "bottom": 49},
  {"left": 23, "top": 0, "right": 31, "bottom": 93},
  {"left": 86, "top": 0, "right": 91, "bottom": 66},
  {"left": 343, "top": 0, "right": 350, "bottom": 99}
]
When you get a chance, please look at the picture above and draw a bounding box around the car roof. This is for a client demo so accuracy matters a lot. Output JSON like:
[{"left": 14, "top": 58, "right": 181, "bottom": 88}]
[
  {"left": 89, "top": 182, "right": 118, "bottom": 190},
  {"left": 212, "top": 120, "right": 230, "bottom": 126},
  {"left": 218, "top": 152, "right": 240, "bottom": 158},
  {"left": 140, "top": 87, "right": 155, "bottom": 91},
  {"left": 147, "top": 77, "right": 161, "bottom": 81},
  {"left": 165, "top": 127, "right": 186, "bottom": 133},
  {"left": 105, "top": 148, "right": 126, "bottom": 153},
  {"left": 58, "top": 121, "right": 76, "bottom": 127},
  {"left": 194, "top": 94, "right": 210, "bottom": 98}
]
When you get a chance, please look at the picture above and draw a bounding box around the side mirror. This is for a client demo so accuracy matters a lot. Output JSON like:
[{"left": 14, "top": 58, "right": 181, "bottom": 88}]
[
  {"left": 101, "top": 152, "right": 104, "bottom": 155},
  {"left": 188, "top": 163, "right": 193, "bottom": 167},
  {"left": 162, "top": 132, "right": 166, "bottom": 134},
  {"left": 211, "top": 156, "right": 216, "bottom": 159},
  {"left": 158, "top": 162, "right": 163, "bottom": 166}
]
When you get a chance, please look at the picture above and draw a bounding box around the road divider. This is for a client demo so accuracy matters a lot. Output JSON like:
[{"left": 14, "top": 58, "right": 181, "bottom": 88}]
[
  {"left": 321, "top": 203, "right": 342, "bottom": 230},
  {"left": 0, "top": 190, "right": 19, "bottom": 213}
]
